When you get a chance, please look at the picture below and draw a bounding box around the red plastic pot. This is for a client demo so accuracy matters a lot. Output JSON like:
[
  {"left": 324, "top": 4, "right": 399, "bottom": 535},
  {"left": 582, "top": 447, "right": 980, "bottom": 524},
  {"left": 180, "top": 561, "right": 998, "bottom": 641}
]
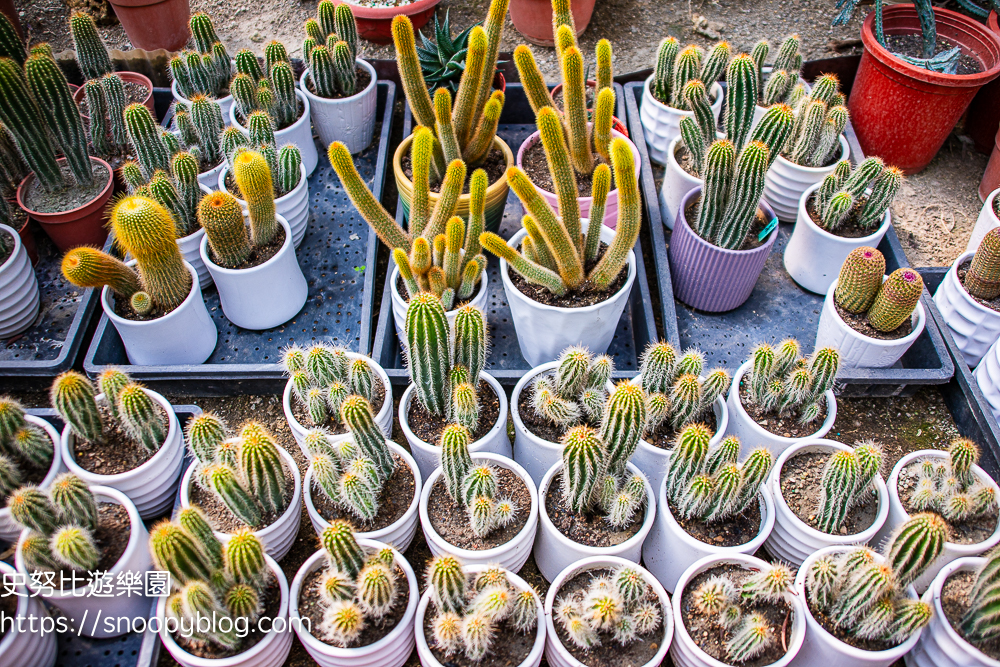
[
  {"left": 73, "top": 72, "right": 155, "bottom": 119},
  {"left": 109, "top": 0, "right": 190, "bottom": 52},
  {"left": 849, "top": 5, "right": 1000, "bottom": 174},
  {"left": 16, "top": 157, "right": 114, "bottom": 252},
  {"left": 333, "top": 0, "right": 440, "bottom": 45},
  {"left": 981, "top": 124, "right": 1000, "bottom": 201},
  {"left": 509, "top": 0, "right": 594, "bottom": 46},
  {"left": 965, "top": 11, "right": 1000, "bottom": 154}
]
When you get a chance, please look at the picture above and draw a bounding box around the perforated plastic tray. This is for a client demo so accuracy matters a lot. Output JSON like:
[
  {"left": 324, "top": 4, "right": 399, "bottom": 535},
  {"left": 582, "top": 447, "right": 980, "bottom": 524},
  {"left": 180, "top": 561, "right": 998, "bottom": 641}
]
[
  {"left": 371, "top": 83, "right": 658, "bottom": 386},
  {"left": 83, "top": 82, "right": 396, "bottom": 395},
  {"left": 623, "top": 81, "right": 954, "bottom": 397}
]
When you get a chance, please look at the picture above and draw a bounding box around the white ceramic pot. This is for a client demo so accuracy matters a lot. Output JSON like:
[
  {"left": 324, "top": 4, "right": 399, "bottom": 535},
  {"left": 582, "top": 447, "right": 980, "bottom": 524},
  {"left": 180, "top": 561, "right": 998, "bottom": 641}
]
[
  {"left": 934, "top": 250, "right": 1000, "bottom": 368},
  {"left": 974, "top": 338, "right": 1000, "bottom": 422},
  {"left": 671, "top": 553, "right": 806, "bottom": 667},
  {"left": 283, "top": 352, "right": 394, "bottom": 455},
  {"left": 792, "top": 546, "right": 922, "bottom": 667},
  {"left": 725, "top": 361, "right": 837, "bottom": 458},
  {"left": 639, "top": 75, "right": 724, "bottom": 165},
  {"left": 815, "top": 277, "right": 926, "bottom": 368},
  {"left": 61, "top": 389, "right": 183, "bottom": 519},
  {"left": 784, "top": 182, "right": 893, "bottom": 295},
  {"left": 290, "top": 539, "right": 417, "bottom": 667},
  {"left": 389, "top": 263, "right": 489, "bottom": 349},
  {"left": 0, "top": 415, "right": 63, "bottom": 544},
  {"left": 500, "top": 226, "right": 635, "bottom": 367},
  {"left": 15, "top": 486, "right": 150, "bottom": 638},
  {"left": 419, "top": 453, "right": 538, "bottom": 572},
  {"left": 544, "top": 556, "right": 673, "bottom": 667},
  {"left": 872, "top": 450, "right": 1000, "bottom": 593},
  {"left": 764, "top": 136, "right": 850, "bottom": 223},
  {"left": 299, "top": 59, "right": 377, "bottom": 154},
  {"left": 218, "top": 164, "right": 311, "bottom": 248},
  {"left": 0, "top": 560, "right": 57, "bottom": 667},
  {"left": 510, "top": 362, "right": 566, "bottom": 486},
  {"left": 658, "top": 135, "right": 703, "bottom": 231},
  {"left": 907, "top": 557, "right": 998, "bottom": 667},
  {"left": 177, "top": 188, "right": 215, "bottom": 291},
  {"left": 159, "top": 555, "right": 293, "bottom": 667},
  {"left": 415, "top": 563, "right": 545, "bottom": 667},
  {"left": 304, "top": 441, "right": 422, "bottom": 551},
  {"left": 765, "top": 439, "right": 889, "bottom": 567},
  {"left": 966, "top": 188, "right": 1000, "bottom": 255},
  {"left": 230, "top": 89, "right": 319, "bottom": 176},
  {"left": 171, "top": 80, "right": 235, "bottom": 125},
  {"left": 102, "top": 259, "right": 217, "bottom": 366},
  {"left": 180, "top": 444, "right": 303, "bottom": 560},
  {"left": 200, "top": 215, "right": 308, "bottom": 330},
  {"left": 534, "top": 460, "right": 655, "bottom": 582},
  {"left": 0, "top": 223, "right": 39, "bottom": 338}
]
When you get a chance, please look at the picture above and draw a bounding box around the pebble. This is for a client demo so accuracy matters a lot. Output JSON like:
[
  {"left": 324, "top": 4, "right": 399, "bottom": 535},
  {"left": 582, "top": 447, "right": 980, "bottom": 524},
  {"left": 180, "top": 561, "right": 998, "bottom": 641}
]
[{"left": 251, "top": 31, "right": 264, "bottom": 43}]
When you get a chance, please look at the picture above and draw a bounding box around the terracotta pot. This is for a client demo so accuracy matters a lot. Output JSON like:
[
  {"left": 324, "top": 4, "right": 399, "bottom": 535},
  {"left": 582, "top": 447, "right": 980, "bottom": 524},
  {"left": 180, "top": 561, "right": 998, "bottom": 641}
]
[
  {"left": 333, "top": 0, "right": 439, "bottom": 44},
  {"left": 981, "top": 124, "right": 1000, "bottom": 201},
  {"left": 849, "top": 5, "right": 1000, "bottom": 174},
  {"left": 73, "top": 71, "right": 155, "bottom": 119},
  {"left": 16, "top": 157, "right": 114, "bottom": 251},
  {"left": 109, "top": 0, "right": 191, "bottom": 52},
  {"left": 965, "top": 11, "right": 1000, "bottom": 154},
  {"left": 510, "top": 0, "right": 594, "bottom": 46}
]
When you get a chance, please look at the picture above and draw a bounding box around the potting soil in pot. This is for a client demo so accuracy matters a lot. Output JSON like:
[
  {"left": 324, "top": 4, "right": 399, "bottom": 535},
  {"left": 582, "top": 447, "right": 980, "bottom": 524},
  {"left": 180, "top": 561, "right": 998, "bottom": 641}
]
[
  {"left": 546, "top": 470, "right": 643, "bottom": 547},
  {"left": 941, "top": 570, "right": 1000, "bottom": 659},
  {"left": 427, "top": 467, "right": 531, "bottom": 549},
  {"left": 780, "top": 451, "right": 878, "bottom": 534},
  {"left": 883, "top": 35, "right": 984, "bottom": 74},
  {"left": 189, "top": 462, "right": 295, "bottom": 532},
  {"left": 22, "top": 162, "right": 109, "bottom": 213},
  {"left": 71, "top": 402, "right": 163, "bottom": 474},
  {"left": 805, "top": 195, "right": 887, "bottom": 239},
  {"left": 305, "top": 66, "right": 372, "bottom": 100},
  {"left": 395, "top": 273, "right": 479, "bottom": 312},
  {"left": 292, "top": 380, "right": 386, "bottom": 435},
  {"left": 207, "top": 225, "right": 285, "bottom": 270},
  {"left": 311, "top": 452, "right": 414, "bottom": 531},
  {"left": 508, "top": 245, "right": 628, "bottom": 307},
  {"left": 958, "top": 260, "right": 1000, "bottom": 314},
  {"left": 522, "top": 142, "right": 615, "bottom": 196},
  {"left": 408, "top": 379, "right": 500, "bottom": 443},
  {"left": 898, "top": 461, "right": 999, "bottom": 543},
  {"left": 422, "top": 599, "right": 535, "bottom": 667},
  {"left": 645, "top": 409, "right": 717, "bottom": 450},
  {"left": 738, "top": 380, "right": 828, "bottom": 438},
  {"left": 402, "top": 146, "right": 507, "bottom": 192},
  {"left": 517, "top": 371, "right": 602, "bottom": 442},
  {"left": 174, "top": 578, "right": 281, "bottom": 658},
  {"left": 835, "top": 301, "right": 913, "bottom": 340},
  {"left": 675, "top": 500, "right": 761, "bottom": 547},
  {"left": 684, "top": 197, "right": 771, "bottom": 251},
  {"left": 111, "top": 284, "right": 193, "bottom": 321},
  {"left": 31, "top": 503, "right": 131, "bottom": 587}
]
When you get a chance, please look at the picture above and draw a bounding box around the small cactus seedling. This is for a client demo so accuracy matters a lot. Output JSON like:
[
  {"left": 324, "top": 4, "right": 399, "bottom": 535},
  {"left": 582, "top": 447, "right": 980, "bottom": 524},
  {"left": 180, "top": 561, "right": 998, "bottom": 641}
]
[
  {"left": 169, "top": 13, "right": 232, "bottom": 100},
  {"left": 530, "top": 346, "right": 615, "bottom": 434},
  {"left": 0, "top": 397, "right": 54, "bottom": 498},
  {"left": 439, "top": 424, "right": 518, "bottom": 538},
  {"left": 813, "top": 157, "right": 903, "bottom": 232},
  {"left": 813, "top": 440, "right": 883, "bottom": 534},
  {"left": 965, "top": 228, "right": 1000, "bottom": 301},
  {"left": 555, "top": 564, "right": 661, "bottom": 649},
  {"left": 906, "top": 439, "right": 996, "bottom": 525},
  {"left": 742, "top": 339, "right": 840, "bottom": 424},
  {"left": 639, "top": 341, "right": 731, "bottom": 433}
]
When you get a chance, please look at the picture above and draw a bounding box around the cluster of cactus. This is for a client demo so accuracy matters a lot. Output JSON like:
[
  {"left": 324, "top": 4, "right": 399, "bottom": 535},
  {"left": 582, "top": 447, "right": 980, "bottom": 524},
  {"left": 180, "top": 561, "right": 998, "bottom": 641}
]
[
  {"left": 664, "top": 426, "right": 774, "bottom": 523},
  {"left": 185, "top": 414, "right": 290, "bottom": 529},
  {"left": 0, "top": 398, "right": 54, "bottom": 498},
  {"left": 813, "top": 157, "right": 903, "bottom": 232},
  {"left": 150, "top": 510, "right": 269, "bottom": 650},
  {"left": 907, "top": 439, "right": 996, "bottom": 523},
  {"left": 530, "top": 346, "right": 614, "bottom": 432},
  {"left": 119, "top": 149, "right": 204, "bottom": 238},
  {"left": 959, "top": 547, "right": 1000, "bottom": 644},
  {"left": 743, "top": 339, "right": 840, "bottom": 424},
  {"left": 221, "top": 112, "right": 303, "bottom": 197},
  {"left": 781, "top": 74, "right": 850, "bottom": 168},
  {"left": 426, "top": 555, "right": 538, "bottom": 660},
  {"left": 651, "top": 38, "right": 730, "bottom": 110},
  {"left": 805, "top": 514, "right": 945, "bottom": 644},
  {"left": 231, "top": 41, "right": 298, "bottom": 129},
  {"left": 303, "top": 1, "right": 360, "bottom": 99},
  {"left": 9, "top": 473, "right": 104, "bottom": 575},
  {"left": 281, "top": 344, "right": 378, "bottom": 428},
  {"left": 440, "top": 424, "right": 519, "bottom": 538},
  {"left": 753, "top": 36, "right": 811, "bottom": 107},
  {"left": 170, "top": 13, "right": 232, "bottom": 100},
  {"left": 62, "top": 194, "right": 193, "bottom": 314},
  {"left": 639, "top": 341, "right": 730, "bottom": 433},
  {"left": 68, "top": 13, "right": 130, "bottom": 158},
  {"left": 834, "top": 247, "right": 925, "bottom": 333},
  {"left": 690, "top": 562, "right": 796, "bottom": 662},
  {"left": 964, "top": 228, "right": 1000, "bottom": 301},
  {"left": 812, "top": 440, "right": 884, "bottom": 533}
]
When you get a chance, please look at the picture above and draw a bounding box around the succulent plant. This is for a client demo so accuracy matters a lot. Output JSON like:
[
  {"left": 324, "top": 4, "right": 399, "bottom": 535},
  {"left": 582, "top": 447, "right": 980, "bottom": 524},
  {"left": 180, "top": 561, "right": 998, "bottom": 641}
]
[
  {"left": 440, "top": 424, "right": 518, "bottom": 537},
  {"left": 814, "top": 157, "right": 903, "bottom": 232},
  {"left": 649, "top": 38, "right": 729, "bottom": 110},
  {"left": 170, "top": 13, "right": 231, "bottom": 100},
  {"left": 783, "top": 77, "right": 850, "bottom": 168},
  {"left": 743, "top": 339, "right": 839, "bottom": 424},
  {"left": 555, "top": 563, "right": 660, "bottom": 649},
  {"left": 280, "top": 344, "right": 380, "bottom": 435},
  {"left": 0, "top": 397, "right": 54, "bottom": 498},
  {"left": 813, "top": 440, "right": 883, "bottom": 533},
  {"left": 530, "top": 346, "right": 614, "bottom": 432},
  {"left": 0, "top": 13, "right": 24, "bottom": 66},
  {"left": 638, "top": 341, "right": 731, "bottom": 433},
  {"left": 966, "top": 228, "right": 1000, "bottom": 300},
  {"left": 69, "top": 11, "right": 113, "bottom": 82},
  {"left": 416, "top": 10, "right": 477, "bottom": 94},
  {"left": 907, "top": 438, "right": 996, "bottom": 523},
  {"left": 304, "top": 4, "right": 360, "bottom": 100},
  {"left": 231, "top": 42, "right": 298, "bottom": 130},
  {"left": 960, "top": 547, "right": 1000, "bottom": 644},
  {"left": 834, "top": 246, "right": 886, "bottom": 313}
]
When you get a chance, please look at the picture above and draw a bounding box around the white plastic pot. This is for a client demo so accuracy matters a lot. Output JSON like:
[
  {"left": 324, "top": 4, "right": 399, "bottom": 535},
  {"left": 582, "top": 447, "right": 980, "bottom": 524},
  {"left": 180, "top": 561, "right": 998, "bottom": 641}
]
[
  {"left": 725, "top": 361, "right": 837, "bottom": 458},
  {"left": 792, "top": 546, "right": 922, "bottom": 667},
  {"left": 102, "top": 259, "right": 217, "bottom": 366},
  {"left": 389, "top": 263, "right": 489, "bottom": 348},
  {"left": 534, "top": 460, "right": 655, "bottom": 582},
  {"left": 61, "top": 388, "right": 183, "bottom": 519},
  {"left": 872, "top": 449, "right": 1000, "bottom": 593},
  {"left": 764, "top": 136, "right": 850, "bottom": 223},
  {"left": 159, "top": 555, "right": 293, "bottom": 667},
  {"left": 200, "top": 215, "right": 308, "bottom": 330},
  {"left": 299, "top": 59, "right": 377, "bottom": 154},
  {"left": 974, "top": 338, "right": 1000, "bottom": 422},
  {"left": 290, "top": 538, "right": 417, "bottom": 667},
  {"left": 175, "top": 182, "right": 214, "bottom": 289},
  {"left": 500, "top": 226, "right": 635, "bottom": 367},
  {"left": 966, "top": 188, "right": 1000, "bottom": 255},
  {"left": 180, "top": 444, "right": 302, "bottom": 560},
  {"left": 639, "top": 75, "right": 724, "bottom": 166},
  {"left": 765, "top": 439, "right": 889, "bottom": 567},
  {"left": 171, "top": 80, "right": 234, "bottom": 126},
  {"left": 230, "top": 89, "right": 319, "bottom": 176},
  {"left": 218, "top": 164, "right": 310, "bottom": 248},
  {"left": 15, "top": 486, "right": 151, "bottom": 639},
  {"left": 0, "top": 415, "right": 63, "bottom": 544},
  {"left": 510, "top": 362, "right": 567, "bottom": 486},
  {"left": 814, "top": 277, "right": 926, "bottom": 368},
  {"left": 304, "top": 441, "right": 422, "bottom": 551},
  {"left": 544, "top": 556, "right": 673, "bottom": 667},
  {"left": 0, "top": 223, "right": 39, "bottom": 338},
  {"left": 659, "top": 136, "right": 702, "bottom": 231},
  {"left": 783, "top": 182, "right": 893, "bottom": 295},
  {"left": 415, "top": 563, "right": 545, "bottom": 667},
  {"left": 419, "top": 453, "right": 538, "bottom": 572},
  {"left": 0, "top": 560, "right": 57, "bottom": 667},
  {"left": 671, "top": 553, "right": 806, "bottom": 667},
  {"left": 934, "top": 250, "right": 1000, "bottom": 368}
]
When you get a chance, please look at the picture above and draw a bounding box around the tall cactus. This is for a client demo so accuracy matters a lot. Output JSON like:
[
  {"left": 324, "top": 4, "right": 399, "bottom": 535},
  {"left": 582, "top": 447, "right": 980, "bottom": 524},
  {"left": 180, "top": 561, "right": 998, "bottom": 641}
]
[
  {"left": 232, "top": 149, "right": 278, "bottom": 246},
  {"left": 25, "top": 53, "right": 93, "bottom": 186},
  {"left": 405, "top": 293, "right": 451, "bottom": 417},
  {"left": 0, "top": 58, "right": 62, "bottom": 190},
  {"left": 124, "top": 103, "right": 171, "bottom": 179}
]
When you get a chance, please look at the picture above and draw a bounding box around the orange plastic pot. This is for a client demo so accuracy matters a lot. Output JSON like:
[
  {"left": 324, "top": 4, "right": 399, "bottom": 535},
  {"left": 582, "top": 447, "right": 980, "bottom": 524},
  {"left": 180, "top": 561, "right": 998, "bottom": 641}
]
[
  {"left": 73, "top": 72, "right": 154, "bottom": 119},
  {"left": 510, "top": 0, "right": 594, "bottom": 46},
  {"left": 849, "top": 5, "right": 1000, "bottom": 174},
  {"left": 333, "top": 0, "right": 440, "bottom": 44},
  {"left": 109, "top": 0, "right": 190, "bottom": 52},
  {"left": 966, "top": 11, "right": 1000, "bottom": 154}
]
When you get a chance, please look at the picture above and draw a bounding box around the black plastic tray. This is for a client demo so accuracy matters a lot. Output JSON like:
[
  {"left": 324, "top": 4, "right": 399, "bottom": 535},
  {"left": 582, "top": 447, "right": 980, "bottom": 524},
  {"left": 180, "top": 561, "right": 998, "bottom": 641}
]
[
  {"left": 623, "top": 81, "right": 954, "bottom": 397},
  {"left": 371, "top": 83, "right": 658, "bottom": 386},
  {"left": 83, "top": 82, "right": 397, "bottom": 395}
]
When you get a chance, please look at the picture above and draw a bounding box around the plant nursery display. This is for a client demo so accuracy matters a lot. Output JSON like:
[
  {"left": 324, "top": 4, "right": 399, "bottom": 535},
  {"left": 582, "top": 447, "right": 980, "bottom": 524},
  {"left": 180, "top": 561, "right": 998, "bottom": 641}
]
[
  {"left": 935, "top": 228, "right": 1000, "bottom": 367},
  {"left": 169, "top": 12, "right": 234, "bottom": 113},
  {"left": 0, "top": 397, "right": 59, "bottom": 541}
]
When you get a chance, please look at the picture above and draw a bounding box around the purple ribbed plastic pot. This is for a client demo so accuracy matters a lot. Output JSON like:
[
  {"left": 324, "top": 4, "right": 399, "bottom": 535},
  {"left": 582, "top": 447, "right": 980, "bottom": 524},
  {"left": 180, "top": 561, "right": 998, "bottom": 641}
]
[{"left": 668, "top": 187, "right": 779, "bottom": 312}]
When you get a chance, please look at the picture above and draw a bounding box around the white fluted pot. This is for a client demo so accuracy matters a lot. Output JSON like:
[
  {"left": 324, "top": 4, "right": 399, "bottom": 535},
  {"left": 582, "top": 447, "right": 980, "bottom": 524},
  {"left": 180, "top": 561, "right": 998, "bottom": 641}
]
[
  {"left": 389, "top": 263, "right": 489, "bottom": 349},
  {"left": 230, "top": 89, "right": 319, "bottom": 175},
  {"left": 299, "top": 59, "right": 377, "bottom": 154},
  {"left": 0, "top": 223, "right": 39, "bottom": 337},
  {"left": 0, "top": 415, "right": 62, "bottom": 544},
  {"left": 218, "top": 164, "right": 310, "bottom": 248},
  {"left": 934, "top": 250, "right": 1000, "bottom": 368},
  {"left": 639, "top": 75, "right": 724, "bottom": 165},
  {"left": 966, "top": 188, "right": 1000, "bottom": 255},
  {"left": 0, "top": 560, "right": 57, "bottom": 667},
  {"left": 764, "top": 136, "right": 850, "bottom": 223},
  {"left": 974, "top": 338, "right": 1000, "bottom": 422},
  {"left": 510, "top": 363, "right": 566, "bottom": 486},
  {"left": 175, "top": 183, "right": 214, "bottom": 289}
]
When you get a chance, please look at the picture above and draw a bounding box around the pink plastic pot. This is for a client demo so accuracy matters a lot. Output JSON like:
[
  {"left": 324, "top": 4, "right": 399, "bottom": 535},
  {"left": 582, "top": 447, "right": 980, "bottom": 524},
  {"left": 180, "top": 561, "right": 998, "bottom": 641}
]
[
  {"left": 333, "top": 0, "right": 440, "bottom": 44},
  {"left": 73, "top": 72, "right": 155, "bottom": 119}
]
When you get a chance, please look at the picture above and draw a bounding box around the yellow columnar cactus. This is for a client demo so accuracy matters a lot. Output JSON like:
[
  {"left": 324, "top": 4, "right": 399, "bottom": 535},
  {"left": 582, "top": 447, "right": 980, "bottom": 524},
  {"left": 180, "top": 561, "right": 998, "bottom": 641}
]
[
  {"left": 198, "top": 191, "right": 251, "bottom": 269},
  {"left": 537, "top": 107, "right": 582, "bottom": 256},
  {"left": 232, "top": 149, "right": 278, "bottom": 247},
  {"left": 410, "top": 126, "right": 434, "bottom": 239},
  {"left": 452, "top": 26, "right": 486, "bottom": 148},
  {"left": 560, "top": 42, "right": 594, "bottom": 174},
  {"left": 589, "top": 139, "right": 640, "bottom": 288},
  {"left": 593, "top": 87, "right": 616, "bottom": 164},
  {"left": 434, "top": 88, "right": 461, "bottom": 165},
  {"left": 62, "top": 247, "right": 141, "bottom": 299},
  {"left": 391, "top": 16, "right": 435, "bottom": 130},
  {"left": 514, "top": 46, "right": 556, "bottom": 117},
  {"left": 596, "top": 39, "right": 613, "bottom": 94},
  {"left": 464, "top": 90, "right": 504, "bottom": 165}
]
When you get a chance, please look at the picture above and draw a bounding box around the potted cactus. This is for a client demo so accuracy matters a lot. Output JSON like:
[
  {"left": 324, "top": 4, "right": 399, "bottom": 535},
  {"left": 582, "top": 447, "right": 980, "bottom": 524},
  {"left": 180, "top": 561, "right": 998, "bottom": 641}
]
[
  {"left": 0, "top": 559, "right": 57, "bottom": 666},
  {"left": 169, "top": 12, "right": 234, "bottom": 120},
  {"left": 747, "top": 35, "right": 814, "bottom": 130},
  {"left": 726, "top": 340, "right": 840, "bottom": 454},
  {"left": 415, "top": 555, "right": 544, "bottom": 667},
  {"left": 392, "top": 0, "right": 512, "bottom": 230},
  {"left": 0, "top": 398, "right": 61, "bottom": 543},
  {"left": 0, "top": 220, "right": 39, "bottom": 337},
  {"left": 179, "top": 414, "right": 302, "bottom": 559},
  {"left": 152, "top": 514, "right": 294, "bottom": 667},
  {"left": 534, "top": 381, "right": 656, "bottom": 581},
  {"left": 873, "top": 439, "right": 1000, "bottom": 592},
  {"left": 935, "top": 228, "right": 1000, "bottom": 367},
  {"left": 765, "top": 438, "right": 888, "bottom": 566},
  {"left": 289, "top": 522, "right": 419, "bottom": 667},
  {"left": 671, "top": 555, "right": 806, "bottom": 667},
  {"left": 398, "top": 296, "right": 508, "bottom": 478},
  {"left": 815, "top": 248, "right": 927, "bottom": 368},
  {"left": 419, "top": 425, "right": 538, "bottom": 571},
  {"left": 11, "top": 475, "right": 152, "bottom": 638}
]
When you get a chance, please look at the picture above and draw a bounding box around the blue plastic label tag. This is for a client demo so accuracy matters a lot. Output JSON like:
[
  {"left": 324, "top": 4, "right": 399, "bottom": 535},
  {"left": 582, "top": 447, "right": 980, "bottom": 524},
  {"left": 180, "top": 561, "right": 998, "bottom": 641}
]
[{"left": 758, "top": 217, "right": 778, "bottom": 242}]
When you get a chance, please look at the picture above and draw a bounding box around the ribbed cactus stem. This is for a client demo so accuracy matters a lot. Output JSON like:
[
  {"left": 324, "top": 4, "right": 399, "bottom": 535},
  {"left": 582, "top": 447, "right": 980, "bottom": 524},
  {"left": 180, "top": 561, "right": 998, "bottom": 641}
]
[
  {"left": 694, "top": 139, "right": 735, "bottom": 242},
  {"left": 118, "top": 383, "right": 166, "bottom": 452},
  {"left": 25, "top": 53, "right": 93, "bottom": 186},
  {"left": 113, "top": 195, "right": 192, "bottom": 309},
  {"left": 51, "top": 370, "right": 103, "bottom": 443},
  {"left": 62, "top": 247, "right": 141, "bottom": 299},
  {"left": 968, "top": 229, "right": 1000, "bottom": 300},
  {"left": 405, "top": 293, "right": 452, "bottom": 417},
  {"left": 652, "top": 37, "right": 678, "bottom": 103},
  {"left": 69, "top": 12, "right": 113, "bottom": 80},
  {"left": 590, "top": 139, "right": 640, "bottom": 289},
  {"left": 886, "top": 513, "right": 947, "bottom": 588},
  {"left": 561, "top": 426, "right": 605, "bottom": 513},
  {"left": 714, "top": 141, "right": 769, "bottom": 251},
  {"left": 724, "top": 54, "right": 759, "bottom": 153},
  {"left": 834, "top": 246, "right": 885, "bottom": 313},
  {"left": 124, "top": 103, "right": 171, "bottom": 180},
  {"left": 868, "top": 268, "right": 923, "bottom": 332},
  {"left": 0, "top": 58, "right": 62, "bottom": 190},
  {"left": 83, "top": 81, "right": 110, "bottom": 157},
  {"left": 561, "top": 45, "right": 594, "bottom": 174},
  {"left": 232, "top": 149, "right": 277, "bottom": 246}
]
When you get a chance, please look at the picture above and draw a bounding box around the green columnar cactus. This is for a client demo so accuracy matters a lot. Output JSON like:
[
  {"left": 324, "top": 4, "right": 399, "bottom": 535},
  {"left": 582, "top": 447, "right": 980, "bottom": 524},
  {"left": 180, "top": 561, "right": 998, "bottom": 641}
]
[
  {"left": 561, "top": 426, "right": 605, "bottom": 513},
  {"left": 663, "top": 423, "right": 711, "bottom": 505},
  {"left": 69, "top": 12, "right": 113, "bottom": 81},
  {"left": 231, "top": 72, "right": 257, "bottom": 120},
  {"left": 238, "top": 422, "right": 287, "bottom": 514},
  {"left": 693, "top": 139, "right": 735, "bottom": 241},
  {"left": 967, "top": 229, "right": 1000, "bottom": 300},
  {"left": 816, "top": 450, "right": 859, "bottom": 533},
  {"left": 405, "top": 293, "right": 452, "bottom": 416},
  {"left": 83, "top": 81, "right": 110, "bottom": 156},
  {"left": 190, "top": 94, "right": 223, "bottom": 167},
  {"left": 24, "top": 53, "right": 93, "bottom": 186},
  {"left": 8, "top": 486, "right": 58, "bottom": 534},
  {"left": 0, "top": 58, "right": 63, "bottom": 190},
  {"left": 834, "top": 247, "right": 886, "bottom": 313},
  {"left": 725, "top": 54, "right": 759, "bottom": 153},
  {"left": 118, "top": 383, "right": 166, "bottom": 452},
  {"left": 885, "top": 513, "right": 947, "bottom": 588},
  {"left": 52, "top": 526, "right": 99, "bottom": 571},
  {"left": 428, "top": 555, "right": 467, "bottom": 613},
  {"left": 599, "top": 382, "right": 646, "bottom": 477},
  {"left": 868, "top": 268, "right": 923, "bottom": 333},
  {"left": 61, "top": 247, "right": 141, "bottom": 299},
  {"left": 124, "top": 103, "right": 171, "bottom": 180},
  {"left": 859, "top": 166, "right": 903, "bottom": 229},
  {"left": 714, "top": 141, "right": 770, "bottom": 251},
  {"left": 51, "top": 371, "right": 103, "bottom": 443},
  {"left": 232, "top": 149, "right": 278, "bottom": 246},
  {"left": 651, "top": 37, "right": 679, "bottom": 102},
  {"left": 322, "top": 520, "right": 366, "bottom": 578},
  {"left": 186, "top": 412, "right": 226, "bottom": 465},
  {"left": 341, "top": 396, "right": 395, "bottom": 482},
  {"left": 0, "top": 14, "right": 24, "bottom": 66},
  {"left": 203, "top": 462, "right": 262, "bottom": 527},
  {"left": 112, "top": 195, "right": 192, "bottom": 309}
]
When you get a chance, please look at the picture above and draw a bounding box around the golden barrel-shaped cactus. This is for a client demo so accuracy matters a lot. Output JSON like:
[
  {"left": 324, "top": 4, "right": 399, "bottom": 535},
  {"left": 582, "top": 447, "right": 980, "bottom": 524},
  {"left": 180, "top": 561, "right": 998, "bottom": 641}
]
[
  {"left": 232, "top": 149, "right": 278, "bottom": 247},
  {"left": 198, "top": 191, "right": 251, "bottom": 269}
]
